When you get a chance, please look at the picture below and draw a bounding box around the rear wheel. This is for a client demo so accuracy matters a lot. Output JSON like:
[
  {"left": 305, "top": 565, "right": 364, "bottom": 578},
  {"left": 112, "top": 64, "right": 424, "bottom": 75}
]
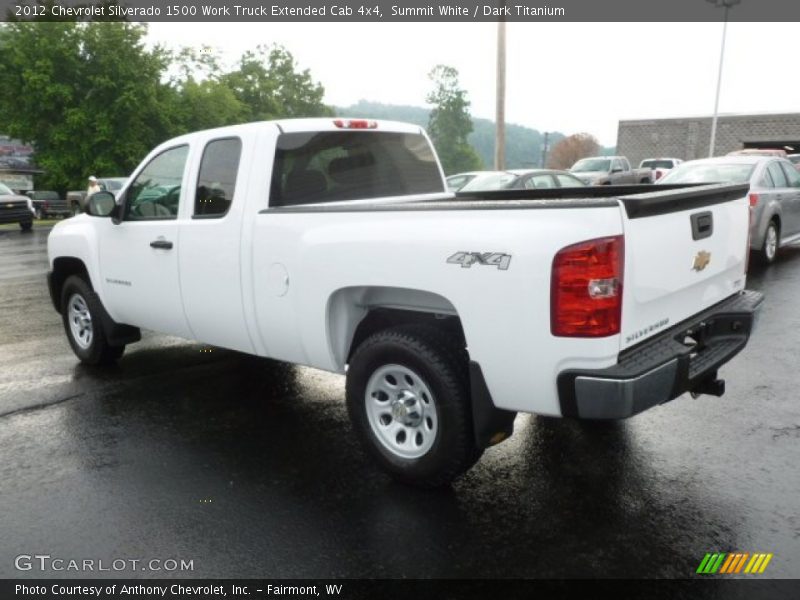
[
  {"left": 759, "top": 220, "right": 779, "bottom": 265},
  {"left": 346, "top": 324, "right": 481, "bottom": 487},
  {"left": 60, "top": 275, "right": 125, "bottom": 365}
]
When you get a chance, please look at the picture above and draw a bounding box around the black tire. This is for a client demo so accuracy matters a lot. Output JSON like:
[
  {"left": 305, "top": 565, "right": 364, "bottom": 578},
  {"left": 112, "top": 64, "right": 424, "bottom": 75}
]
[
  {"left": 758, "top": 220, "right": 780, "bottom": 265},
  {"left": 70, "top": 202, "right": 81, "bottom": 216},
  {"left": 20, "top": 220, "right": 32, "bottom": 232},
  {"left": 60, "top": 275, "right": 125, "bottom": 365},
  {"left": 346, "top": 324, "right": 481, "bottom": 487}
]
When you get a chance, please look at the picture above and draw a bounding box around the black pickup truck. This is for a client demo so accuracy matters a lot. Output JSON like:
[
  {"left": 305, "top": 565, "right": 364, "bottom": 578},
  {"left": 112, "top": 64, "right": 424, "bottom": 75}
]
[
  {"left": 26, "top": 190, "right": 71, "bottom": 219},
  {"left": 0, "top": 182, "right": 33, "bottom": 231}
]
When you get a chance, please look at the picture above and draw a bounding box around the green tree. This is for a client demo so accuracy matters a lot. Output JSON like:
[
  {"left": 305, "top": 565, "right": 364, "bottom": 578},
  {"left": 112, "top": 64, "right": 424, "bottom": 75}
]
[
  {"left": 425, "top": 65, "right": 482, "bottom": 174},
  {"left": 221, "top": 45, "right": 331, "bottom": 122},
  {"left": 0, "top": 21, "right": 176, "bottom": 191},
  {"left": 168, "top": 46, "right": 246, "bottom": 132}
]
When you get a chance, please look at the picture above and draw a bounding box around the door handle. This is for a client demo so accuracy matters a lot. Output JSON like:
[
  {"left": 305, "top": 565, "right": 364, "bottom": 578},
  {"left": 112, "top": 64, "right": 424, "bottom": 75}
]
[{"left": 150, "top": 239, "right": 173, "bottom": 250}]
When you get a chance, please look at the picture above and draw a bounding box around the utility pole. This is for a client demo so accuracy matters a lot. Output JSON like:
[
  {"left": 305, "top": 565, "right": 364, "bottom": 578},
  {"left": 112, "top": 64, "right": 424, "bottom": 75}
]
[
  {"left": 707, "top": 0, "right": 741, "bottom": 157},
  {"left": 494, "top": 18, "right": 506, "bottom": 170},
  {"left": 540, "top": 132, "right": 550, "bottom": 168}
]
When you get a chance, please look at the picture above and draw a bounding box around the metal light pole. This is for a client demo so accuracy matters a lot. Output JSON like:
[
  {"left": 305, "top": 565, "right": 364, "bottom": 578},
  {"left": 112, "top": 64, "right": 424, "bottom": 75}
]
[
  {"left": 707, "top": 0, "right": 741, "bottom": 157},
  {"left": 495, "top": 19, "right": 506, "bottom": 170}
]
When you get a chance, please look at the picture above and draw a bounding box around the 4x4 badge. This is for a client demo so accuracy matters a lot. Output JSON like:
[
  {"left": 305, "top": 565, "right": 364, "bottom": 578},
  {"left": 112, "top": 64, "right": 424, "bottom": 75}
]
[{"left": 447, "top": 252, "right": 512, "bottom": 270}]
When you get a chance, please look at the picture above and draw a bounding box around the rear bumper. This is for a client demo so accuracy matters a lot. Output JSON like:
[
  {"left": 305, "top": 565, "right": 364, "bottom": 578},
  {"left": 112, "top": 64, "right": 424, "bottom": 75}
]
[{"left": 557, "top": 290, "right": 764, "bottom": 419}]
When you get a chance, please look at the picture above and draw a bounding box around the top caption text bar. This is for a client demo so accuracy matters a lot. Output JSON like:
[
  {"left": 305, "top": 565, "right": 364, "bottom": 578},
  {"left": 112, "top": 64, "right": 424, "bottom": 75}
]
[{"left": 2, "top": 0, "right": 798, "bottom": 22}]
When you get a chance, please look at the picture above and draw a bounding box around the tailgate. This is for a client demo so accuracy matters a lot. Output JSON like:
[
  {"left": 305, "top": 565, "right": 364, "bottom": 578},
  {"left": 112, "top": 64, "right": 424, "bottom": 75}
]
[{"left": 618, "top": 183, "right": 750, "bottom": 350}]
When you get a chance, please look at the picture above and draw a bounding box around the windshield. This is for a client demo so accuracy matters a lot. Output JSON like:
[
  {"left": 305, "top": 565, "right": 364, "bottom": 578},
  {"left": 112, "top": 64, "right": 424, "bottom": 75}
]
[
  {"left": 459, "top": 172, "right": 518, "bottom": 191},
  {"left": 641, "top": 159, "right": 675, "bottom": 169},
  {"left": 658, "top": 163, "right": 755, "bottom": 185},
  {"left": 571, "top": 159, "right": 610, "bottom": 172},
  {"left": 0, "top": 183, "right": 15, "bottom": 195}
]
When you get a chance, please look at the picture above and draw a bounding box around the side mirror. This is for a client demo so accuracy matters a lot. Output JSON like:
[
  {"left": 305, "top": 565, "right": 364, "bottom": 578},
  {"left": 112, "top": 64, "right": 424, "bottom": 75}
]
[{"left": 86, "top": 191, "right": 116, "bottom": 217}]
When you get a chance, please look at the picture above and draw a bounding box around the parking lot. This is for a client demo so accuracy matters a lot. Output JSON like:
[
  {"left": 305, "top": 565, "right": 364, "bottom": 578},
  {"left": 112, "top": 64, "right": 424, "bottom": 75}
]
[{"left": 1, "top": 224, "right": 799, "bottom": 579}]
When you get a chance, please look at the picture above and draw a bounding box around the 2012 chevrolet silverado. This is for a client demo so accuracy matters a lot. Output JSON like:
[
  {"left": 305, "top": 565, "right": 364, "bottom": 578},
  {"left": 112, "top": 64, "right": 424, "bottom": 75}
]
[{"left": 47, "top": 119, "right": 763, "bottom": 486}]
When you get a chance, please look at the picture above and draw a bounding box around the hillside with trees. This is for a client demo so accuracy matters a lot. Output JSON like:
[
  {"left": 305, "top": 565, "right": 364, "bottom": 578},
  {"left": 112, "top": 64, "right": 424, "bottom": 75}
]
[{"left": 338, "top": 100, "right": 615, "bottom": 173}]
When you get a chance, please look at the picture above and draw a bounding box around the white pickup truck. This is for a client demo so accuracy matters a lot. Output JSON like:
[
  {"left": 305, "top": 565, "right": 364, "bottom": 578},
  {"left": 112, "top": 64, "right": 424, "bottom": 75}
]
[{"left": 47, "top": 118, "right": 763, "bottom": 486}]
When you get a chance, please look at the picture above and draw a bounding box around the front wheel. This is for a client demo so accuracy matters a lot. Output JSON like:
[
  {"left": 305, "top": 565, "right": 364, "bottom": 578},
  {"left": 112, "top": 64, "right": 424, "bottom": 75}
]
[
  {"left": 346, "top": 324, "right": 481, "bottom": 487},
  {"left": 20, "top": 220, "right": 32, "bottom": 232},
  {"left": 60, "top": 275, "right": 125, "bottom": 365}
]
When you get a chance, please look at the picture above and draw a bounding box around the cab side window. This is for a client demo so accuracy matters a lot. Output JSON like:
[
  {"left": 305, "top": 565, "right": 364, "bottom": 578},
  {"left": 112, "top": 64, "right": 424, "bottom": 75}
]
[
  {"left": 194, "top": 138, "right": 242, "bottom": 218},
  {"left": 124, "top": 146, "right": 189, "bottom": 221}
]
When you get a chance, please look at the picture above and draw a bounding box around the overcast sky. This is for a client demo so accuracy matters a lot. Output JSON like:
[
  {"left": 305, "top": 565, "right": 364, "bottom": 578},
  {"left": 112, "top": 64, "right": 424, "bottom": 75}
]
[{"left": 146, "top": 22, "right": 798, "bottom": 146}]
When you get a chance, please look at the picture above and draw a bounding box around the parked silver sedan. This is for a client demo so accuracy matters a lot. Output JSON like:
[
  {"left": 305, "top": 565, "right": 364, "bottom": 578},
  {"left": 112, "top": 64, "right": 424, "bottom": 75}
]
[
  {"left": 658, "top": 156, "right": 800, "bottom": 264},
  {"left": 458, "top": 169, "right": 587, "bottom": 192}
]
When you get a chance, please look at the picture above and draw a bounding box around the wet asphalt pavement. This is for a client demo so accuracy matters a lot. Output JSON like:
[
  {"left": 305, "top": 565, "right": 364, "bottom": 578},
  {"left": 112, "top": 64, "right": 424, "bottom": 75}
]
[{"left": 0, "top": 224, "right": 798, "bottom": 580}]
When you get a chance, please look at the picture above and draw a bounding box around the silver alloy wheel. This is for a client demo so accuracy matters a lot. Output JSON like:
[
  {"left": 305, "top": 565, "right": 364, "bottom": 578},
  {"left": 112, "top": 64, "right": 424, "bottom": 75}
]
[
  {"left": 765, "top": 224, "right": 778, "bottom": 261},
  {"left": 67, "top": 292, "right": 93, "bottom": 350},
  {"left": 365, "top": 364, "right": 438, "bottom": 459}
]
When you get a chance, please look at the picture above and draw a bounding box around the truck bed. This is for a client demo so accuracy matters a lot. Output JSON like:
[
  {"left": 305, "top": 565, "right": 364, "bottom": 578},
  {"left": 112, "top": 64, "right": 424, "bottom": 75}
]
[{"left": 262, "top": 183, "right": 750, "bottom": 217}]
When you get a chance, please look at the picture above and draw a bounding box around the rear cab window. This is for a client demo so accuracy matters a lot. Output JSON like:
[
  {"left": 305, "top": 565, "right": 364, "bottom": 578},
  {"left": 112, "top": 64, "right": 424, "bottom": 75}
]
[{"left": 269, "top": 131, "right": 443, "bottom": 207}]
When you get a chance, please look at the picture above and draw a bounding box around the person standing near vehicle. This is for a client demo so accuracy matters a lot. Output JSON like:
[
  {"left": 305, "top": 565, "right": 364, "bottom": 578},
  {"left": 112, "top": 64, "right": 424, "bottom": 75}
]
[{"left": 86, "top": 175, "right": 101, "bottom": 197}]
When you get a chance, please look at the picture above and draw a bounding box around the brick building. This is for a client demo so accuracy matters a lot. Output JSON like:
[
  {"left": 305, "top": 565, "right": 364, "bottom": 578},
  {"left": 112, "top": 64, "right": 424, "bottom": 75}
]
[{"left": 617, "top": 112, "right": 800, "bottom": 168}]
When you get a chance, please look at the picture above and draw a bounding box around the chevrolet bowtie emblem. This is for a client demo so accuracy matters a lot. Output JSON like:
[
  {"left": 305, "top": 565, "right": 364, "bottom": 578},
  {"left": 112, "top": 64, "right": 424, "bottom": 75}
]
[{"left": 693, "top": 250, "right": 711, "bottom": 272}]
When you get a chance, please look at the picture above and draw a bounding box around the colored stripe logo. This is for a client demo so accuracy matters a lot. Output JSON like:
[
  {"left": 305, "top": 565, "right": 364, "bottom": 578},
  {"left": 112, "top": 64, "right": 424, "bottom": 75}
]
[{"left": 696, "top": 552, "right": 773, "bottom": 574}]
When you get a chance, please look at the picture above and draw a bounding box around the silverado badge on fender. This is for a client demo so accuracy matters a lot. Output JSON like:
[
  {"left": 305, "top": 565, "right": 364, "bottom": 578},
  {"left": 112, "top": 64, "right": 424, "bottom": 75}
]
[
  {"left": 693, "top": 250, "right": 711, "bottom": 272},
  {"left": 447, "top": 251, "right": 512, "bottom": 270}
]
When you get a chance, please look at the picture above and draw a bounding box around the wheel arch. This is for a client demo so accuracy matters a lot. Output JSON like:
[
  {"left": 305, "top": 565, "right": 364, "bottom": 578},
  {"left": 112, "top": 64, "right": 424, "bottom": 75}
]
[
  {"left": 49, "top": 256, "right": 93, "bottom": 313},
  {"left": 326, "top": 286, "right": 464, "bottom": 371}
]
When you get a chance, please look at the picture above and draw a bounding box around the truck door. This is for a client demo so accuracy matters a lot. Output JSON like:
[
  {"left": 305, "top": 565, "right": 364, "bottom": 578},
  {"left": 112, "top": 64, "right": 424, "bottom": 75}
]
[
  {"left": 98, "top": 145, "right": 194, "bottom": 338},
  {"left": 177, "top": 136, "right": 255, "bottom": 353}
]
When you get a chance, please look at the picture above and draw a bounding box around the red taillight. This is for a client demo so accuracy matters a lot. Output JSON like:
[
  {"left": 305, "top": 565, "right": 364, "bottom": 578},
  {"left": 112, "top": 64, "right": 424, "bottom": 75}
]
[
  {"left": 749, "top": 192, "right": 759, "bottom": 207},
  {"left": 333, "top": 119, "right": 377, "bottom": 129},
  {"left": 551, "top": 236, "right": 624, "bottom": 337}
]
